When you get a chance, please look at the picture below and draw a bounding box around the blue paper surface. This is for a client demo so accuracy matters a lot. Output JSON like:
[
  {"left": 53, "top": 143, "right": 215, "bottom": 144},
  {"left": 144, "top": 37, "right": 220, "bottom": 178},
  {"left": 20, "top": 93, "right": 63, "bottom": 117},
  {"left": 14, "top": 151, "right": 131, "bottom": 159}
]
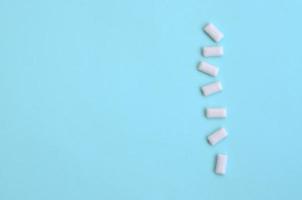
[{"left": 0, "top": 0, "right": 302, "bottom": 199}]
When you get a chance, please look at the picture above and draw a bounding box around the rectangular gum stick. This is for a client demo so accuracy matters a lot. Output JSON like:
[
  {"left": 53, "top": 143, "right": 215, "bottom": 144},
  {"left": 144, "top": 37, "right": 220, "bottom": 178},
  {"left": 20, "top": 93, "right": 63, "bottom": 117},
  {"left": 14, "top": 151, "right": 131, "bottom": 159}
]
[
  {"left": 203, "top": 46, "right": 224, "bottom": 57},
  {"left": 205, "top": 108, "right": 227, "bottom": 118},
  {"left": 198, "top": 61, "right": 219, "bottom": 77},
  {"left": 208, "top": 128, "right": 228, "bottom": 145},
  {"left": 201, "top": 81, "right": 223, "bottom": 96},
  {"left": 215, "top": 154, "right": 228, "bottom": 175},
  {"left": 203, "top": 23, "right": 224, "bottom": 42}
]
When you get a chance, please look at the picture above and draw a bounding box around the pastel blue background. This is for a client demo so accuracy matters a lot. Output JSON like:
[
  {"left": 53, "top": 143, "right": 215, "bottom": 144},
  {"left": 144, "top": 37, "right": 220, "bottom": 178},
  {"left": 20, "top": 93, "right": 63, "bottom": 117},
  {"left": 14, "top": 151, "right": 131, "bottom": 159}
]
[{"left": 0, "top": 0, "right": 301, "bottom": 199}]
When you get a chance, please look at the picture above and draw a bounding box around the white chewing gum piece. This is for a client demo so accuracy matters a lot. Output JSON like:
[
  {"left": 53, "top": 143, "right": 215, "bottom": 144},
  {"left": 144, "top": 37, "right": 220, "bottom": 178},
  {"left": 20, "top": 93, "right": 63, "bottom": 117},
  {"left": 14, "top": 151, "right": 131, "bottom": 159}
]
[
  {"left": 203, "top": 46, "right": 224, "bottom": 57},
  {"left": 203, "top": 23, "right": 224, "bottom": 42},
  {"left": 201, "top": 81, "right": 223, "bottom": 96},
  {"left": 198, "top": 61, "right": 219, "bottom": 77},
  {"left": 208, "top": 128, "right": 228, "bottom": 145},
  {"left": 215, "top": 154, "right": 228, "bottom": 175},
  {"left": 205, "top": 108, "right": 227, "bottom": 118}
]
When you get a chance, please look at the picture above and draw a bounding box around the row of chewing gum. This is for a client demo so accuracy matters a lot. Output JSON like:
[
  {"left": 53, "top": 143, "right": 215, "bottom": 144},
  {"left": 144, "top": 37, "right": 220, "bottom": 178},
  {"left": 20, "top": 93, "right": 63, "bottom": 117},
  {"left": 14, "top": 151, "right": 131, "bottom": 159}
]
[{"left": 199, "top": 23, "right": 228, "bottom": 176}]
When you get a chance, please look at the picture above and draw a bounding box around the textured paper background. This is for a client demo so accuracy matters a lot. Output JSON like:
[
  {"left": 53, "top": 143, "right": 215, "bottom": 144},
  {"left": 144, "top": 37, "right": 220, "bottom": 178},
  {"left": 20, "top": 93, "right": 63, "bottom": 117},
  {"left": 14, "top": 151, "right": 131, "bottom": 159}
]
[{"left": 0, "top": 0, "right": 301, "bottom": 199}]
